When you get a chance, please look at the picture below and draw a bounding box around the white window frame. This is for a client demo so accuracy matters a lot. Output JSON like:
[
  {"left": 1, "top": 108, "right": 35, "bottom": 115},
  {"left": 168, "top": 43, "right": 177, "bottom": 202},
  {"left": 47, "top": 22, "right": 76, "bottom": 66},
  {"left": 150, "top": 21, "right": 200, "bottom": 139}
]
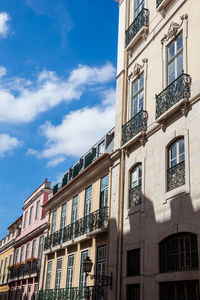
[
  {"left": 161, "top": 16, "right": 188, "bottom": 90},
  {"left": 66, "top": 254, "right": 74, "bottom": 289},
  {"left": 168, "top": 138, "right": 185, "bottom": 168},
  {"left": 45, "top": 261, "right": 52, "bottom": 290}
]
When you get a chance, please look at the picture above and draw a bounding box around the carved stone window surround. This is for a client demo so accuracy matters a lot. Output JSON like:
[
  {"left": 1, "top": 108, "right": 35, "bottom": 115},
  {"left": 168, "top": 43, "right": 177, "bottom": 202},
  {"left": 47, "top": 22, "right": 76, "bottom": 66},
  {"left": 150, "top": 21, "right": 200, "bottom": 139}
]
[
  {"left": 125, "top": 156, "right": 145, "bottom": 216},
  {"left": 157, "top": 0, "right": 177, "bottom": 17},
  {"left": 160, "top": 129, "right": 190, "bottom": 204}
]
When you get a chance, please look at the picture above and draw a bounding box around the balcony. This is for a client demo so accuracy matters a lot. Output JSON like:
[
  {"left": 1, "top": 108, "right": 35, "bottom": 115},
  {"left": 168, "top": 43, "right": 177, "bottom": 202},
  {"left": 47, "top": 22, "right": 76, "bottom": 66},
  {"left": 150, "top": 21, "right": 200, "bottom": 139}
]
[
  {"left": 125, "top": 8, "right": 149, "bottom": 49},
  {"left": 44, "top": 207, "right": 109, "bottom": 251},
  {"left": 156, "top": 73, "right": 191, "bottom": 120},
  {"left": 167, "top": 161, "right": 185, "bottom": 191},
  {"left": 122, "top": 110, "right": 148, "bottom": 146},
  {"left": 129, "top": 185, "right": 142, "bottom": 208},
  {"left": 8, "top": 259, "right": 39, "bottom": 281},
  {"left": 39, "top": 286, "right": 105, "bottom": 300}
]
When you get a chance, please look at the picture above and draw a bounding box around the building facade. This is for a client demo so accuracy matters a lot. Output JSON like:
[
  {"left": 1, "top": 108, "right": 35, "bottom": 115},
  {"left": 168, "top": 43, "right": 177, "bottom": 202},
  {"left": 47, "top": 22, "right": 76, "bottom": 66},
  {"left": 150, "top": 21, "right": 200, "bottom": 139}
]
[
  {"left": 39, "top": 130, "right": 114, "bottom": 299},
  {"left": 0, "top": 217, "right": 22, "bottom": 300},
  {"left": 8, "top": 179, "right": 52, "bottom": 300},
  {"left": 109, "top": 0, "right": 200, "bottom": 299}
]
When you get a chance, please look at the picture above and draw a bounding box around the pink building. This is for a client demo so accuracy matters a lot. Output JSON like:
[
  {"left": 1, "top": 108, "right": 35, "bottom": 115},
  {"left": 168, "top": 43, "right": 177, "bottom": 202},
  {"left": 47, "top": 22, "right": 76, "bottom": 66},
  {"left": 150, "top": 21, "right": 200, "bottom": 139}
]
[{"left": 8, "top": 179, "right": 52, "bottom": 300}]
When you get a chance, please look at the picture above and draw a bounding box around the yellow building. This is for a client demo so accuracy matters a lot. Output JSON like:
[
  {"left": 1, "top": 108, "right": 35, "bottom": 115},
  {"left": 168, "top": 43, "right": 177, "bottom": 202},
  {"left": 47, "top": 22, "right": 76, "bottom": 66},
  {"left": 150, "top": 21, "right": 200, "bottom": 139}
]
[
  {"left": 39, "top": 130, "right": 114, "bottom": 299},
  {"left": 0, "top": 216, "right": 22, "bottom": 300}
]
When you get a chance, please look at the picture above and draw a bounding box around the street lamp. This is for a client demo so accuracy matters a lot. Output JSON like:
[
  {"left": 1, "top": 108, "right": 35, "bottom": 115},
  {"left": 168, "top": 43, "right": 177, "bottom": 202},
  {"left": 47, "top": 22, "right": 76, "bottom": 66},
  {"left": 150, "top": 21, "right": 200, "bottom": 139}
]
[{"left": 83, "top": 256, "right": 112, "bottom": 289}]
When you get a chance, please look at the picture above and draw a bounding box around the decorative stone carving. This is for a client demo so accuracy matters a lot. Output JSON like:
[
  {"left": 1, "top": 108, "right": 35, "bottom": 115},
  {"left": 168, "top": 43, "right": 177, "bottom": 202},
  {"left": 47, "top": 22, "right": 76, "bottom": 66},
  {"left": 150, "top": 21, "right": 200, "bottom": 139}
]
[
  {"left": 161, "top": 14, "right": 188, "bottom": 44},
  {"left": 128, "top": 58, "right": 147, "bottom": 81}
]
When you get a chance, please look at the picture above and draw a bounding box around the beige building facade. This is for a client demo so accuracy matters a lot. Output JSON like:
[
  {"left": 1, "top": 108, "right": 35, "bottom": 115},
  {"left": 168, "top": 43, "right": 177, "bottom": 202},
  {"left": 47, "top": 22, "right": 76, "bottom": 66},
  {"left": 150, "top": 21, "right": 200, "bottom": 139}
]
[
  {"left": 39, "top": 130, "right": 114, "bottom": 299},
  {"left": 0, "top": 216, "right": 22, "bottom": 300},
  {"left": 108, "top": 0, "right": 200, "bottom": 299}
]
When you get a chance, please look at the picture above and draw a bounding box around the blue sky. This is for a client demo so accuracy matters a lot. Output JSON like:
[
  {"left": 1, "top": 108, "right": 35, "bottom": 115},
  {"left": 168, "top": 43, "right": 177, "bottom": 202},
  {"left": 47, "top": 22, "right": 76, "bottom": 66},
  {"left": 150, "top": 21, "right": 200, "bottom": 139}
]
[{"left": 0, "top": 0, "right": 118, "bottom": 238}]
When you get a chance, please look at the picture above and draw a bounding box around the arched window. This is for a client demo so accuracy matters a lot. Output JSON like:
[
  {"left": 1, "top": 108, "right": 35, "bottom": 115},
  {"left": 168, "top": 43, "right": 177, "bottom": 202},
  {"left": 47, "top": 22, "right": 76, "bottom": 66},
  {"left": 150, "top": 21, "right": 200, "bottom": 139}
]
[
  {"left": 160, "top": 232, "right": 198, "bottom": 273},
  {"left": 167, "top": 138, "right": 185, "bottom": 191},
  {"left": 129, "top": 164, "right": 142, "bottom": 208}
]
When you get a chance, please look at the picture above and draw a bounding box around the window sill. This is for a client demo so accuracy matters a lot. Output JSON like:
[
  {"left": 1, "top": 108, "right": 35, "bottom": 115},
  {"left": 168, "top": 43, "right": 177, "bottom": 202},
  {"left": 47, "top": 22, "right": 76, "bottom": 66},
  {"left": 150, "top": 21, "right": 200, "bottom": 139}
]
[
  {"left": 163, "top": 184, "right": 189, "bottom": 203},
  {"left": 125, "top": 26, "right": 149, "bottom": 52}
]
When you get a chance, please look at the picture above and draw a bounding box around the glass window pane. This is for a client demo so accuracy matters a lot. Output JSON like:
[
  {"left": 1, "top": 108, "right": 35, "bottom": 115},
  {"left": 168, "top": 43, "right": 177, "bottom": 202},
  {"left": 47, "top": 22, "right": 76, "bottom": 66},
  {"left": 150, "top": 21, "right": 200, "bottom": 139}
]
[
  {"left": 171, "top": 144, "right": 177, "bottom": 160},
  {"left": 177, "top": 35, "right": 183, "bottom": 52},
  {"left": 139, "top": 74, "right": 144, "bottom": 89},
  {"left": 139, "top": 92, "right": 144, "bottom": 111},
  {"left": 179, "top": 139, "right": 185, "bottom": 155},
  {"left": 177, "top": 52, "right": 183, "bottom": 77},
  {"left": 133, "top": 80, "right": 138, "bottom": 96},
  {"left": 168, "top": 61, "right": 175, "bottom": 84},
  {"left": 168, "top": 43, "right": 175, "bottom": 60}
]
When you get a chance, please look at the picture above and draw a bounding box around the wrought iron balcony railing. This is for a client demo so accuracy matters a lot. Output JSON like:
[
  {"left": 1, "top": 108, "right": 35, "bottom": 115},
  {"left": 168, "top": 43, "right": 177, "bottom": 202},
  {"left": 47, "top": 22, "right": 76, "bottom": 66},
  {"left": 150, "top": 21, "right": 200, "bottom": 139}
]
[
  {"left": 39, "top": 286, "right": 105, "bottom": 300},
  {"left": 156, "top": 73, "right": 191, "bottom": 119},
  {"left": 8, "top": 260, "right": 39, "bottom": 281},
  {"left": 156, "top": 0, "right": 163, "bottom": 8},
  {"left": 129, "top": 185, "right": 142, "bottom": 208},
  {"left": 44, "top": 207, "right": 109, "bottom": 251},
  {"left": 125, "top": 8, "right": 149, "bottom": 48},
  {"left": 122, "top": 110, "right": 148, "bottom": 145},
  {"left": 167, "top": 161, "right": 185, "bottom": 191}
]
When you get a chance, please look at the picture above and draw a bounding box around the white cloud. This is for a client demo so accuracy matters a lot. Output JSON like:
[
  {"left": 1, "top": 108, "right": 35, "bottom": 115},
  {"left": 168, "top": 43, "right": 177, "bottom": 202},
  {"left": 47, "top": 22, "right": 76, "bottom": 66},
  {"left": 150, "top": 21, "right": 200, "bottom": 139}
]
[
  {"left": 0, "top": 62, "right": 115, "bottom": 123},
  {"left": 28, "top": 88, "right": 116, "bottom": 166},
  {"left": 0, "top": 67, "right": 7, "bottom": 78},
  {"left": 0, "top": 133, "right": 21, "bottom": 157},
  {"left": 0, "top": 12, "right": 10, "bottom": 38}
]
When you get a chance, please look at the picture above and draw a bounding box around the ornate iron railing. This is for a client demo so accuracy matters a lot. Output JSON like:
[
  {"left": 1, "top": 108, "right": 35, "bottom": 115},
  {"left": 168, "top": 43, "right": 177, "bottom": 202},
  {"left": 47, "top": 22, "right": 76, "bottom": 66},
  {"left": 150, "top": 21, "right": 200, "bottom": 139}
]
[
  {"left": 39, "top": 286, "right": 105, "bottom": 300},
  {"left": 156, "top": 0, "right": 163, "bottom": 8},
  {"left": 125, "top": 8, "right": 149, "bottom": 47},
  {"left": 156, "top": 73, "right": 191, "bottom": 119},
  {"left": 8, "top": 260, "right": 39, "bottom": 280},
  {"left": 122, "top": 110, "right": 148, "bottom": 145},
  {"left": 129, "top": 185, "right": 142, "bottom": 208},
  {"left": 167, "top": 161, "right": 185, "bottom": 191},
  {"left": 44, "top": 207, "right": 109, "bottom": 251}
]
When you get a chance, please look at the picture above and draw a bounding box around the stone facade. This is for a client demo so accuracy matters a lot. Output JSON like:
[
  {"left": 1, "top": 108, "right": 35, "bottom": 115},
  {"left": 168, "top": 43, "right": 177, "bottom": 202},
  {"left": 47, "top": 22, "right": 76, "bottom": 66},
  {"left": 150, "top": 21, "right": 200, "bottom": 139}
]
[{"left": 108, "top": 0, "right": 200, "bottom": 299}]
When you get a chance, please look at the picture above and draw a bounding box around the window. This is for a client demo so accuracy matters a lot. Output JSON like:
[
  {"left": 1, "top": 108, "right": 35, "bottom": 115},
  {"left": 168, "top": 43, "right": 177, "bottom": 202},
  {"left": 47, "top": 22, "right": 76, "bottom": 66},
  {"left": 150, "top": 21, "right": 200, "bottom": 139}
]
[
  {"left": 0, "top": 260, "right": 3, "bottom": 279},
  {"left": 2, "top": 257, "right": 7, "bottom": 283},
  {"left": 167, "top": 33, "right": 183, "bottom": 85},
  {"left": 100, "top": 175, "right": 109, "bottom": 208},
  {"left": 160, "top": 281, "right": 200, "bottom": 300},
  {"left": 38, "top": 235, "right": 44, "bottom": 261},
  {"left": 130, "top": 164, "right": 142, "bottom": 188},
  {"left": 127, "top": 284, "right": 140, "bottom": 300},
  {"left": 55, "top": 259, "right": 62, "bottom": 289},
  {"left": 160, "top": 232, "right": 198, "bottom": 273},
  {"left": 9, "top": 254, "right": 13, "bottom": 266},
  {"left": 71, "top": 196, "right": 78, "bottom": 223},
  {"left": 134, "top": 0, "right": 145, "bottom": 17},
  {"left": 60, "top": 203, "right": 67, "bottom": 229},
  {"left": 79, "top": 251, "right": 88, "bottom": 287},
  {"left": 98, "top": 140, "right": 105, "bottom": 157},
  {"left": 15, "top": 249, "right": 19, "bottom": 264},
  {"left": 32, "top": 239, "right": 36, "bottom": 258},
  {"left": 96, "top": 246, "right": 106, "bottom": 278},
  {"left": 34, "top": 284, "right": 39, "bottom": 299},
  {"left": 167, "top": 138, "right": 185, "bottom": 191},
  {"left": 127, "top": 249, "right": 140, "bottom": 277},
  {"left": 132, "top": 73, "right": 144, "bottom": 117},
  {"left": 23, "top": 211, "right": 28, "bottom": 229},
  {"left": 27, "top": 285, "right": 31, "bottom": 300},
  {"left": 35, "top": 200, "right": 40, "bottom": 220},
  {"left": 168, "top": 138, "right": 184, "bottom": 168},
  {"left": 29, "top": 206, "right": 33, "bottom": 225},
  {"left": 20, "top": 286, "right": 25, "bottom": 300},
  {"left": 84, "top": 186, "right": 92, "bottom": 216},
  {"left": 20, "top": 246, "right": 24, "bottom": 262},
  {"left": 66, "top": 255, "right": 74, "bottom": 289},
  {"left": 129, "top": 164, "right": 142, "bottom": 208},
  {"left": 45, "top": 261, "right": 52, "bottom": 290},
  {"left": 25, "top": 243, "right": 30, "bottom": 260},
  {"left": 51, "top": 210, "right": 57, "bottom": 234}
]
